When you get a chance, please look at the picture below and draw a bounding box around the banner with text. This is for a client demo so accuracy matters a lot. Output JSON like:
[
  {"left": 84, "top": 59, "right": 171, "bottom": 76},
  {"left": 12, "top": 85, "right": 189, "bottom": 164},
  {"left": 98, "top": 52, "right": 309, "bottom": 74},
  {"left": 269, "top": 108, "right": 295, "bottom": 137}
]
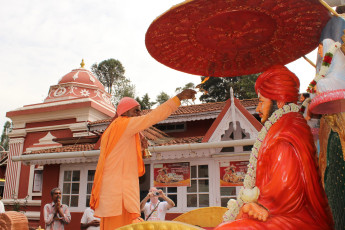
[
  {"left": 219, "top": 161, "right": 248, "bottom": 187},
  {"left": 154, "top": 162, "right": 190, "bottom": 187}
]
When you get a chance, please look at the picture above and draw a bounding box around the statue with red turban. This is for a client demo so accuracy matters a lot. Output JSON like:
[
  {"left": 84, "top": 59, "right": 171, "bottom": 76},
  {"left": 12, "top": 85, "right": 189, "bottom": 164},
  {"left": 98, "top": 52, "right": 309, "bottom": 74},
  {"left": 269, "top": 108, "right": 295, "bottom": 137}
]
[
  {"left": 90, "top": 89, "right": 196, "bottom": 230},
  {"left": 216, "top": 65, "right": 334, "bottom": 230}
]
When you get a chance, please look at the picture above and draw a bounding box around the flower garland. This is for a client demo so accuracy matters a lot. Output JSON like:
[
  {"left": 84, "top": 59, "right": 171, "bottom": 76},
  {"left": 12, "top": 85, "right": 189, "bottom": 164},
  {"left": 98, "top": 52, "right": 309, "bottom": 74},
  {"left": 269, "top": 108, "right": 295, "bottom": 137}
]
[
  {"left": 223, "top": 103, "right": 300, "bottom": 222},
  {"left": 299, "top": 98, "right": 311, "bottom": 114},
  {"left": 307, "top": 42, "right": 340, "bottom": 93}
]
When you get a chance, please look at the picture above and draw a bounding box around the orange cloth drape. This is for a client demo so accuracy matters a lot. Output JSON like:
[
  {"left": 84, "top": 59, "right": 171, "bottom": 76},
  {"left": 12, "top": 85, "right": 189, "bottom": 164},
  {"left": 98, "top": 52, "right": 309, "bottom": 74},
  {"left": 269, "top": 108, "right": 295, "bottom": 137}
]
[
  {"left": 93, "top": 97, "right": 180, "bottom": 219},
  {"left": 90, "top": 116, "right": 144, "bottom": 211},
  {"left": 100, "top": 203, "right": 139, "bottom": 230}
]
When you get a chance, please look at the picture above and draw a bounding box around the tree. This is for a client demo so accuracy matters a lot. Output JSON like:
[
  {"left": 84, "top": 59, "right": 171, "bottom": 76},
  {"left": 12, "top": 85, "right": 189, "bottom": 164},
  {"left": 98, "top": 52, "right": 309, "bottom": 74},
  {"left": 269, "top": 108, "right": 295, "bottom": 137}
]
[
  {"left": 175, "top": 82, "right": 196, "bottom": 105},
  {"left": 91, "top": 58, "right": 137, "bottom": 106},
  {"left": 175, "top": 82, "right": 195, "bottom": 93},
  {"left": 112, "top": 77, "right": 136, "bottom": 106},
  {"left": 136, "top": 93, "right": 156, "bottom": 110},
  {"left": 156, "top": 92, "right": 170, "bottom": 105},
  {"left": 91, "top": 59, "right": 125, "bottom": 94},
  {"left": 0, "top": 121, "right": 12, "bottom": 151},
  {"left": 199, "top": 74, "right": 259, "bottom": 103}
]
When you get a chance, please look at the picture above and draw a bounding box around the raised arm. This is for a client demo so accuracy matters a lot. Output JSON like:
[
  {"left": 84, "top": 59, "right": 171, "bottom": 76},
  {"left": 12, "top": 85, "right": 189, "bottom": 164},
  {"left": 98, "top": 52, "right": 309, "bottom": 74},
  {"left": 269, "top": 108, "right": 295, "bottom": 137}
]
[
  {"left": 140, "top": 191, "right": 153, "bottom": 211},
  {"left": 126, "top": 89, "right": 196, "bottom": 135},
  {"left": 158, "top": 190, "right": 175, "bottom": 209}
]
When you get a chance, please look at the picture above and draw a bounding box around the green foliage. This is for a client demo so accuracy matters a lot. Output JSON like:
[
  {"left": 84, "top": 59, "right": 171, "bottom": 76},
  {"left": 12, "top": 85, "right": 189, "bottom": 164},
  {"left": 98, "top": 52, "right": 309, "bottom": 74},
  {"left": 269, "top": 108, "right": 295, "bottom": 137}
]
[
  {"left": 91, "top": 58, "right": 137, "bottom": 106},
  {"left": 156, "top": 92, "right": 170, "bottom": 105},
  {"left": 175, "top": 82, "right": 195, "bottom": 93},
  {"left": 112, "top": 77, "right": 136, "bottom": 106},
  {"left": 91, "top": 58, "right": 125, "bottom": 94},
  {"left": 136, "top": 93, "right": 156, "bottom": 110},
  {"left": 0, "top": 121, "right": 12, "bottom": 151},
  {"left": 175, "top": 82, "right": 196, "bottom": 105},
  {"left": 11, "top": 193, "right": 28, "bottom": 213},
  {"left": 199, "top": 74, "right": 260, "bottom": 103}
]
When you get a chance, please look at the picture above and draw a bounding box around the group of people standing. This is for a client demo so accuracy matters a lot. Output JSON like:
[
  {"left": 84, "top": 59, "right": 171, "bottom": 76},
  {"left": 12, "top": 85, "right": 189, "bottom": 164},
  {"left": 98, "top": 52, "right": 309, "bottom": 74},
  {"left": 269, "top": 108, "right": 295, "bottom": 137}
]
[{"left": 44, "top": 186, "right": 174, "bottom": 229}]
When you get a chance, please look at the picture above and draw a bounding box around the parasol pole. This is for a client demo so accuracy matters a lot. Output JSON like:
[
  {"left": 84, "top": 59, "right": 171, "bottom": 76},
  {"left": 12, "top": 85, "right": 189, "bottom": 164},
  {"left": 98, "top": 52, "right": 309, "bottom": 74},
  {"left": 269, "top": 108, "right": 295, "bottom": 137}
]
[
  {"left": 302, "top": 56, "right": 316, "bottom": 68},
  {"left": 319, "top": 0, "right": 340, "bottom": 17}
]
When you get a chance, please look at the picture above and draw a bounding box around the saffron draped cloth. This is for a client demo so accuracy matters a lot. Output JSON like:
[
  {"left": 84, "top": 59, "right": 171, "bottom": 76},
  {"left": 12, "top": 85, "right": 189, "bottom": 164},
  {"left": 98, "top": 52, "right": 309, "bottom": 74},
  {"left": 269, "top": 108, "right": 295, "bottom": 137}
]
[
  {"left": 90, "top": 116, "right": 144, "bottom": 210},
  {"left": 216, "top": 112, "right": 334, "bottom": 230},
  {"left": 90, "top": 97, "right": 180, "bottom": 229}
]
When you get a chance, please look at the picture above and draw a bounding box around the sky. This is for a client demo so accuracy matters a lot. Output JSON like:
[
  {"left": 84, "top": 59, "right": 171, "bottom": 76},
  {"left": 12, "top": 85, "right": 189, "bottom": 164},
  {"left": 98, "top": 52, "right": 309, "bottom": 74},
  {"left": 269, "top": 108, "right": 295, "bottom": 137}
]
[{"left": 0, "top": 0, "right": 318, "bottom": 130}]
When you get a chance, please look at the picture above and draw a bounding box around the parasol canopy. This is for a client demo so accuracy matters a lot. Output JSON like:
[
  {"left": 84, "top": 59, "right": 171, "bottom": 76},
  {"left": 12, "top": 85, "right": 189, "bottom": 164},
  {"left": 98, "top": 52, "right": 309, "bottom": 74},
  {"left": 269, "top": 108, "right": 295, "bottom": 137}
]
[
  {"left": 145, "top": 0, "right": 331, "bottom": 77},
  {"left": 309, "top": 89, "right": 345, "bottom": 114}
]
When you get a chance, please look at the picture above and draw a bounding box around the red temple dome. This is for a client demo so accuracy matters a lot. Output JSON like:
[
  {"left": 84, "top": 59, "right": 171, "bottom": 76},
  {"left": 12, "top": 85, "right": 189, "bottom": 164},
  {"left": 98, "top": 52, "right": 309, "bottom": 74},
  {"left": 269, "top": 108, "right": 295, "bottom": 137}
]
[
  {"left": 58, "top": 59, "right": 105, "bottom": 91},
  {"left": 44, "top": 60, "right": 113, "bottom": 109}
]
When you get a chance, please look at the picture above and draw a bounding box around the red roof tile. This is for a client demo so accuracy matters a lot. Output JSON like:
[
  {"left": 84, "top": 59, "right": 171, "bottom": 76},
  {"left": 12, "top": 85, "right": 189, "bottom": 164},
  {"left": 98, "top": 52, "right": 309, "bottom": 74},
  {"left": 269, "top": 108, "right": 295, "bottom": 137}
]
[
  {"left": 240, "top": 98, "right": 259, "bottom": 107},
  {"left": 88, "top": 119, "right": 112, "bottom": 125},
  {"left": 156, "top": 136, "right": 203, "bottom": 146},
  {"left": 141, "top": 101, "right": 226, "bottom": 116},
  {"left": 26, "top": 98, "right": 259, "bottom": 155},
  {"left": 88, "top": 98, "right": 258, "bottom": 125},
  {"left": 25, "top": 144, "right": 96, "bottom": 155},
  {"left": 24, "top": 136, "right": 203, "bottom": 154}
]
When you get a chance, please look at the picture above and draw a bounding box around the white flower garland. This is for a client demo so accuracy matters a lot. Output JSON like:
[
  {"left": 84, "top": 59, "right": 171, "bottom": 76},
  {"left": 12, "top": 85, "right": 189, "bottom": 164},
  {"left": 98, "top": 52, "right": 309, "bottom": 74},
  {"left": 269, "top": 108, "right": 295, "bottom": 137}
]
[
  {"left": 307, "top": 42, "right": 340, "bottom": 93},
  {"left": 302, "top": 98, "right": 311, "bottom": 108},
  {"left": 223, "top": 103, "right": 300, "bottom": 222}
]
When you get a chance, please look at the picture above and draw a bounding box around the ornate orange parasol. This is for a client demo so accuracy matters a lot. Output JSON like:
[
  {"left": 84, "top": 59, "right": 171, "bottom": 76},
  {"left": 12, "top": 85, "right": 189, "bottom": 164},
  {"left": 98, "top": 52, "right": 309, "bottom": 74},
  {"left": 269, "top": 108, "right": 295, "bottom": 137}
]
[{"left": 145, "top": 0, "right": 331, "bottom": 77}]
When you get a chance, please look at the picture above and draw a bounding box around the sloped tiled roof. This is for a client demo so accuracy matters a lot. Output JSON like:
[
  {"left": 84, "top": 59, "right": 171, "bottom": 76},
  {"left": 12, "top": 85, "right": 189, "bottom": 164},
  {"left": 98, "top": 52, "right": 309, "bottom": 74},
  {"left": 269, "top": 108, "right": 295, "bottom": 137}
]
[
  {"left": 239, "top": 98, "right": 259, "bottom": 107},
  {"left": 139, "top": 101, "right": 226, "bottom": 116},
  {"left": 88, "top": 118, "right": 113, "bottom": 125},
  {"left": 25, "top": 126, "right": 173, "bottom": 155},
  {"left": 88, "top": 101, "right": 226, "bottom": 125},
  {"left": 25, "top": 98, "right": 259, "bottom": 155},
  {"left": 88, "top": 98, "right": 258, "bottom": 125},
  {"left": 142, "top": 126, "right": 170, "bottom": 141},
  {"left": 23, "top": 136, "right": 204, "bottom": 155},
  {"left": 25, "top": 144, "right": 96, "bottom": 155},
  {"left": 157, "top": 136, "right": 203, "bottom": 146},
  {"left": 169, "top": 101, "right": 226, "bottom": 115}
]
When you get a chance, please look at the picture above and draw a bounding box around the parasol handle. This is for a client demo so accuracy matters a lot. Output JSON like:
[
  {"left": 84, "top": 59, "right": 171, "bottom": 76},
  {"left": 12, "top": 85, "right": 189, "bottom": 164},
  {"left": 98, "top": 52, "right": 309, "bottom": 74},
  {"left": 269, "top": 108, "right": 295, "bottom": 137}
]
[
  {"left": 319, "top": 0, "right": 340, "bottom": 17},
  {"left": 303, "top": 56, "right": 316, "bottom": 68}
]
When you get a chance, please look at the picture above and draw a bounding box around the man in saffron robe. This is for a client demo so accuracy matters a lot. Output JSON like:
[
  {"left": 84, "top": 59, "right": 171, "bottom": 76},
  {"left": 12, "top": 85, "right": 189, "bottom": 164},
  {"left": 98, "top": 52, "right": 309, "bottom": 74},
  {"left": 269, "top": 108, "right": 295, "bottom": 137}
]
[
  {"left": 90, "top": 89, "right": 196, "bottom": 230},
  {"left": 216, "top": 66, "right": 334, "bottom": 230}
]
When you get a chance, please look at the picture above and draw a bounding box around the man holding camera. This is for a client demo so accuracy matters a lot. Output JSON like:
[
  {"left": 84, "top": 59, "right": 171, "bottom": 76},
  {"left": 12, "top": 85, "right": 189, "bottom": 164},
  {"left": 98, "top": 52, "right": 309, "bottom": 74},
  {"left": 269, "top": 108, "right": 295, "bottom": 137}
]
[{"left": 140, "top": 187, "right": 175, "bottom": 221}]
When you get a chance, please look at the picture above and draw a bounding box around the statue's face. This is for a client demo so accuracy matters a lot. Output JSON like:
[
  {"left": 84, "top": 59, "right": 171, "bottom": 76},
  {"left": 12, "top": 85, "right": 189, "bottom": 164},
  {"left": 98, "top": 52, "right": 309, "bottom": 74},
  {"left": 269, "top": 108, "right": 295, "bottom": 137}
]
[{"left": 256, "top": 93, "right": 273, "bottom": 123}]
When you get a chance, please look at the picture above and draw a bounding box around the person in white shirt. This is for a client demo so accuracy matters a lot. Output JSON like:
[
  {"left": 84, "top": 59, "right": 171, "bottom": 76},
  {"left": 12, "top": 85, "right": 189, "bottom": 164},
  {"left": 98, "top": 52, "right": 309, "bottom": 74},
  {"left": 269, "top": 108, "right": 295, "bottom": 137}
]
[
  {"left": 80, "top": 207, "right": 100, "bottom": 230},
  {"left": 140, "top": 187, "right": 175, "bottom": 221},
  {"left": 0, "top": 200, "right": 5, "bottom": 213}
]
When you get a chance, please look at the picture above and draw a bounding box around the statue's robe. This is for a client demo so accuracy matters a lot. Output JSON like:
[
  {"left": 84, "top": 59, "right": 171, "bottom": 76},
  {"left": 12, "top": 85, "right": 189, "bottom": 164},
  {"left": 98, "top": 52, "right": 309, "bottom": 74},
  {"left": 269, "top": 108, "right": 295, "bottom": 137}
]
[{"left": 216, "top": 112, "right": 334, "bottom": 230}]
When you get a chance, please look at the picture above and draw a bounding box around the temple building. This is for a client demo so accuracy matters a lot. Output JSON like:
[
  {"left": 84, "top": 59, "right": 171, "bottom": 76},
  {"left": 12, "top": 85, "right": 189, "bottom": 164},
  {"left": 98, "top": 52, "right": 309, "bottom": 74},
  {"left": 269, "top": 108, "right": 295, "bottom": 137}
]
[{"left": 4, "top": 62, "right": 260, "bottom": 229}]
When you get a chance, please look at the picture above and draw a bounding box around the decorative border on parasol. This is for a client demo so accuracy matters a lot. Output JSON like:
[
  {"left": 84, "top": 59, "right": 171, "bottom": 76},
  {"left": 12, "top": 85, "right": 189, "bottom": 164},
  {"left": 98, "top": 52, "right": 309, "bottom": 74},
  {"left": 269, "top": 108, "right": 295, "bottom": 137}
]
[
  {"left": 309, "top": 89, "right": 345, "bottom": 114},
  {"left": 146, "top": 0, "right": 331, "bottom": 77}
]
